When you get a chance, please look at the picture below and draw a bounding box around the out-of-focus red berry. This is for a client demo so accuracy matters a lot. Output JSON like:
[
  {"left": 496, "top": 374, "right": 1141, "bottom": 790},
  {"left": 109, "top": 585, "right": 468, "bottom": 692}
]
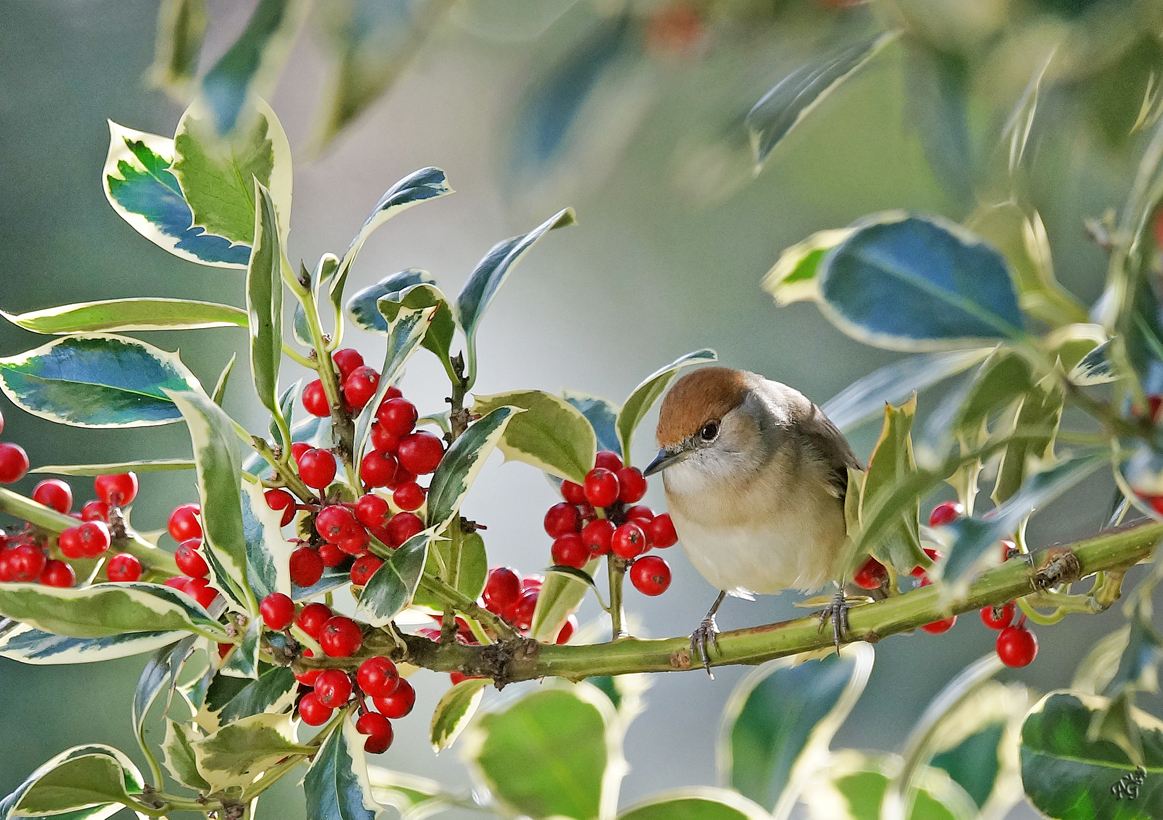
[
  {"left": 94, "top": 472, "right": 138, "bottom": 506},
  {"left": 928, "top": 501, "right": 963, "bottom": 527}
]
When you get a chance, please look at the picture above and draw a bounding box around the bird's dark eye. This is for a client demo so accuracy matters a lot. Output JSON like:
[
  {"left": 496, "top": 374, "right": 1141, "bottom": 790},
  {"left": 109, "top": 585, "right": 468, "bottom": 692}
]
[{"left": 699, "top": 421, "right": 720, "bottom": 441}]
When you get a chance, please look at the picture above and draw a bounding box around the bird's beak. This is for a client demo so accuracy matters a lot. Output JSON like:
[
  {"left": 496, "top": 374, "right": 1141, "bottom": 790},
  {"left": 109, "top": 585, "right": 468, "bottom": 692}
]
[{"left": 644, "top": 447, "right": 687, "bottom": 477}]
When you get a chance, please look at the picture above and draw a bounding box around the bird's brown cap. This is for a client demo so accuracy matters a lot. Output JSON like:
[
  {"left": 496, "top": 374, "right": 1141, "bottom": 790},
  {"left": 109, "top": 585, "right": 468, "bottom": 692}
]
[{"left": 656, "top": 367, "right": 750, "bottom": 449}]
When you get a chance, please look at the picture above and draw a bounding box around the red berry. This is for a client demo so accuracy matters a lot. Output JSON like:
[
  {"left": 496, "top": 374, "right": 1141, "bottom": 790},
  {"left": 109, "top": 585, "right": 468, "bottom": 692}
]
[
  {"left": 386, "top": 512, "right": 424, "bottom": 547},
  {"left": 106, "top": 552, "right": 142, "bottom": 582},
  {"left": 264, "top": 489, "right": 296, "bottom": 527},
  {"left": 611, "top": 522, "right": 648, "bottom": 559},
  {"left": 175, "top": 540, "right": 209, "bottom": 578},
  {"left": 551, "top": 534, "right": 589, "bottom": 568},
  {"left": 594, "top": 451, "right": 623, "bottom": 472},
  {"left": 163, "top": 576, "right": 191, "bottom": 594},
  {"left": 302, "top": 380, "right": 330, "bottom": 417},
  {"left": 617, "top": 468, "right": 647, "bottom": 504},
  {"left": 318, "top": 541, "right": 347, "bottom": 567},
  {"left": 624, "top": 505, "right": 654, "bottom": 523},
  {"left": 0, "top": 549, "right": 14, "bottom": 583},
  {"left": 372, "top": 678, "right": 415, "bottom": 718},
  {"left": 360, "top": 450, "right": 398, "bottom": 488},
  {"left": 76, "top": 521, "right": 111, "bottom": 558},
  {"left": 32, "top": 479, "right": 72, "bottom": 514},
  {"left": 483, "top": 567, "right": 521, "bottom": 612},
  {"left": 853, "top": 557, "right": 887, "bottom": 590},
  {"left": 80, "top": 500, "right": 109, "bottom": 522},
  {"left": 57, "top": 526, "right": 84, "bottom": 559},
  {"left": 581, "top": 519, "right": 615, "bottom": 556},
  {"left": 355, "top": 494, "right": 391, "bottom": 529},
  {"left": 370, "top": 422, "right": 401, "bottom": 453},
  {"left": 290, "top": 442, "right": 311, "bottom": 462},
  {"left": 319, "top": 616, "right": 363, "bottom": 657},
  {"left": 928, "top": 501, "right": 963, "bottom": 527},
  {"left": 356, "top": 711, "right": 394, "bottom": 753},
  {"left": 184, "top": 577, "right": 219, "bottom": 609},
  {"left": 397, "top": 432, "right": 444, "bottom": 475},
  {"left": 393, "top": 482, "right": 425, "bottom": 511},
  {"left": 356, "top": 656, "right": 400, "bottom": 698},
  {"left": 316, "top": 505, "right": 360, "bottom": 543},
  {"left": 38, "top": 558, "right": 75, "bottom": 588},
  {"left": 511, "top": 589, "right": 539, "bottom": 630},
  {"left": 981, "top": 602, "right": 1016, "bottom": 630},
  {"left": 645, "top": 513, "right": 678, "bottom": 548},
  {"left": 289, "top": 547, "right": 325, "bottom": 587},
  {"left": 295, "top": 667, "right": 322, "bottom": 687},
  {"left": 343, "top": 366, "right": 381, "bottom": 410},
  {"left": 313, "top": 669, "right": 353, "bottom": 707},
  {"left": 297, "top": 692, "right": 333, "bottom": 726},
  {"left": 297, "top": 602, "right": 332, "bottom": 639},
  {"left": 522, "top": 576, "right": 543, "bottom": 594},
  {"left": 922, "top": 615, "right": 957, "bottom": 634},
  {"left": 167, "top": 503, "right": 202, "bottom": 541},
  {"left": 561, "top": 480, "right": 587, "bottom": 505},
  {"left": 910, "top": 547, "right": 944, "bottom": 578},
  {"left": 297, "top": 448, "right": 337, "bottom": 490},
  {"left": 544, "top": 502, "right": 581, "bottom": 538},
  {"left": 332, "top": 348, "right": 365, "bottom": 380},
  {"left": 584, "top": 468, "right": 619, "bottom": 508},
  {"left": 0, "top": 443, "right": 29, "bottom": 484},
  {"left": 996, "top": 624, "right": 1038, "bottom": 667},
  {"left": 556, "top": 615, "right": 578, "bottom": 645},
  {"left": 377, "top": 398, "right": 418, "bottom": 437},
  {"left": 94, "top": 472, "right": 138, "bottom": 506},
  {"left": 630, "top": 555, "right": 671, "bottom": 595},
  {"left": 349, "top": 555, "right": 383, "bottom": 586},
  {"left": 260, "top": 593, "right": 295, "bottom": 630}
]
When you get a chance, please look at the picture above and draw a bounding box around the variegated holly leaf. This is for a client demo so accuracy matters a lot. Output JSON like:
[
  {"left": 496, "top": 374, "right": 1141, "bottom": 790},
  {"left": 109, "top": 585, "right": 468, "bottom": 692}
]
[
  {"left": 617, "top": 349, "right": 717, "bottom": 460},
  {"left": 161, "top": 719, "right": 211, "bottom": 791},
  {"left": 2, "top": 298, "right": 247, "bottom": 334},
  {"left": 472, "top": 390, "right": 595, "bottom": 484},
  {"left": 856, "top": 397, "right": 926, "bottom": 575},
  {"left": 0, "top": 745, "right": 145, "bottom": 819},
  {"left": 304, "top": 719, "right": 381, "bottom": 820},
  {"left": 762, "top": 228, "right": 853, "bottom": 306},
  {"left": 0, "top": 623, "right": 186, "bottom": 665},
  {"left": 427, "top": 407, "right": 518, "bottom": 531},
  {"left": 530, "top": 556, "right": 600, "bottom": 643},
  {"left": 431, "top": 677, "right": 489, "bottom": 752},
  {"left": 246, "top": 180, "right": 285, "bottom": 422},
  {"left": 618, "top": 789, "right": 772, "bottom": 820},
  {"left": 31, "top": 459, "right": 195, "bottom": 476},
  {"left": 241, "top": 479, "right": 293, "bottom": 600},
  {"left": 357, "top": 531, "right": 431, "bottom": 626},
  {"left": 192, "top": 712, "right": 311, "bottom": 792},
  {"left": 133, "top": 637, "right": 196, "bottom": 775}
]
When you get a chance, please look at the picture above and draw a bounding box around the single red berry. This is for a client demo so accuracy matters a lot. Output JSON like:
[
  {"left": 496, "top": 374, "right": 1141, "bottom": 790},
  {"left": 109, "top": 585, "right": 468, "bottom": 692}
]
[
  {"left": 332, "top": 348, "right": 365, "bottom": 380},
  {"left": 32, "top": 479, "right": 72, "bottom": 514},
  {"left": 184, "top": 577, "right": 219, "bottom": 609},
  {"left": 338, "top": 525, "right": 370, "bottom": 555},
  {"left": 556, "top": 615, "right": 578, "bottom": 645},
  {"left": 289, "top": 547, "right": 325, "bottom": 588},
  {"left": 80, "top": 500, "right": 109, "bottom": 522},
  {"left": 302, "top": 379, "right": 330, "bottom": 417},
  {"left": 360, "top": 450, "right": 398, "bottom": 489},
  {"left": 290, "top": 442, "right": 311, "bottom": 462},
  {"left": 94, "top": 472, "right": 138, "bottom": 506},
  {"left": 175, "top": 540, "right": 209, "bottom": 578},
  {"left": 377, "top": 398, "right": 418, "bottom": 437},
  {"left": 393, "top": 482, "right": 425, "bottom": 511},
  {"left": 551, "top": 533, "right": 589, "bottom": 568},
  {"left": 76, "top": 521, "right": 111, "bottom": 558},
  {"left": 0, "top": 443, "right": 29, "bottom": 484},
  {"left": 594, "top": 451, "right": 623, "bottom": 472},
  {"left": 263, "top": 489, "right": 296, "bottom": 526},
  {"left": 356, "top": 711, "right": 394, "bottom": 753},
  {"left": 646, "top": 513, "right": 678, "bottom": 548},
  {"left": 370, "top": 422, "right": 401, "bottom": 454},
  {"left": 928, "top": 501, "right": 964, "bottom": 527},
  {"left": 297, "top": 692, "right": 333, "bottom": 726},
  {"left": 0, "top": 549, "right": 14, "bottom": 583},
  {"left": 167, "top": 503, "right": 202, "bottom": 542},
  {"left": 561, "top": 480, "right": 587, "bottom": 505},
  {"left": 259, "top": 593, "right": 295, "bottom": 630},
  {"left": 356, "top": 656, "right": 400, "bottom": 698},
  {"left": 106, "top": 552, "right": 142, "bottom": 582},
  {"left": 996, "top": 624, "right": 1038, "bottom": 667},
  {"left": 584, "top": 468, "right": 620, "bottom": 508},
  {"left": 343, "top": 366, "right": 381, "bottom": 410},
  {"left": 296, "top": 602, "right": 332, "bottom": 639},
  {"left": 611, "top": 522, "right": 648, "bottom": 559},
  {"left": 349, "top": 555, "right": 383, "bottom": 586},
  {"left": 630, "top": 555, "right": 671, "bottom": 595},
  {"left": 581, "top": 519, "right": 615, "bottom": 556},
  {"left": 319, "top": 616, "right": 363, "bottom": 657},
  {"left": 624, "top": 505, "right": 654, "bottom": 523},
  {"left": 483, "top": 567, "right": 521, "bottom": 613},
  {"left": 397, "top": 432, "right": 444, "bottom": 475},
  {"left": 163, "top": 576, "right": 191, "bottom": 594},
  {"left": 355, "top": 494, "right": 391, "bottom": 529},
  {"left": 57, "top": 526, "right": 84, "bottom": 559},
  {"left": 318, "top": 541, "right": 347, "bottom": 567},
  {"left": 295, "top": 666, "right": 322, "bottom": 687},
  {"left": 386, "top": 512, "right": 424, "bottom": 547},
  {"left": 511, "top": 589, "right": 539, "bottom": 630},
  {"left": 372, "top": 678, "right": 415, "bottom": 718},
  {"left": 316, "top": 505, "right": 360, "bottom": 543},
  {"left": 39, "top": 558, "right": 74, "bottom": 588},
  {"left": 617, "top": 468, "right": 647, "bottom": 504},
  {"left": 981, "top": 602, "right": 1016, "bottom": 630},
  {"left": 544, "top": 502, "right": 581, "bottom": 538},
  {"left": 297, "top": 448, "right": 337, "bottom": 490},
  {"left": 922, "top": 615, "right": 957, "bottom": 634},
  {"left": 313, "top": 669, "right": 353, "bottom": 707},
  {"left": 853, "top": 557, "right": 887, "bottom": 590}
]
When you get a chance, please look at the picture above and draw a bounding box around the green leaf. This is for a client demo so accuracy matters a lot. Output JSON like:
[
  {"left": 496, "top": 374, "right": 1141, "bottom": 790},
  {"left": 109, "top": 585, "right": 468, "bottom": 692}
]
[
  {"left": 991, "top": 383, "right": 1064, "bottom": 505},
  {"left": 903, "top": 44, "right": 973, "bottom": 205},
  {"left": 951, "top": 351, "right": 1034, "bottom": 441},
  {"left": 31, "top": 459, "right": 194, "bottom": 476},
  {"left": 213, "top": 353, "right": 236, "bottom": 405},
  {"left": 763, "top": 228, "right": 854, "bottom": 305},
  {"left": 2, "top": 298, "right": 248, "bottom": 335},
  {"left": 0, "top": 334, "right": 201, "bottom": 428},
  {"left": 562, "top": 390, "right": 621, "bottom": 458},
  {"left": 103, "top": 121, "right": 250, "bottom": 268},
  {"left": 161, "top": 720, "right": 211, "bottom": 791},
  {"left": 172, "top": 95, "right": 292, "bottom": 246},
  {"left": 619, "top": 789, "right": 772, "bottom": 820},
  {"left": 431, "top": 677, "right": 489, "bottom": 752},
  {"left": 216, "top": 666, "right": 297, "bottom": 725},
  {"left": 200, "top": 0, "right": 307, "bottom": 134},
  {"left": 220, "top": 616, "right": 262, "bottom": 679},
  {"left": 192, "top": 712, "right": 311, "bottom": 792},
  {"left": 858, "top": 397, "right": 926, "bottom": 575},
  {"left": 465, "top": 682, "right": 624, "bottom": 820},
  {"left": 1106, "top": 600, "right": 1163, "bottom": 700},
  {"left": 0, "top": 623, "right": 186, "bottom": 665},
  {"left": 241, "top": 479, "right": 293, "bottom": 601},
  {"left": 747, "top": 32, "right": 898, "bottom": 170},
  {"left": 0, "top": 582, "right": 227, "bottom": 640},
  {"left": 530, "top": 557, "right": 600, "bottom": 643},
  {"left": 271, "top": 379, "right": 299, "bottom": 449},
  {"left": 246, "top": 180, "right": 285, "bottom": 421},
  {"left": 456, "top": 208, "right": 576, "bottom": 357},
  {"left": 1020, "top": 691, "right": 1163, "bottom": 820},
  {"left": 800, "top": 750, "right": 977, "bottom": 820},
  {"left": 373, "top": 282, "right": 458, "bottom": 371},
  {"left": 427, "top": 407, "right": 518, "bottom": 532},
  {"left": 413, "top": 530, "right": 488, "bottom": 610},
  {"left": 719, "top": 644, "right": 873, "bottom": 815},
  {"left": 148, "top": 0, "right": 208, "bottom": 94},
  {"left": 357, "top": 532, "right": 431, "bottom": 626},
  {"left": 365, "top": 768, "right": 453, "bottom": 819},
  {"left": 1, "top": 745, "right": 145, "bottom": 818},
  {"left": 304, "top": 720, "right": 380, "bottom": 820},
  {"left": 167, "top": 389, "right": 254, "bottom": 613},
  {"left": 1075, "top": 628, "right": 1134, "bottom": 696},
  {"left": 133, "top": 637, "right": 195, "bottom": 771},
  {"left": 472, "top": 390, "right": 595, "bottom": 484},
  {"left": 616, "top": 349, "right": 717, "bottom": 461}
]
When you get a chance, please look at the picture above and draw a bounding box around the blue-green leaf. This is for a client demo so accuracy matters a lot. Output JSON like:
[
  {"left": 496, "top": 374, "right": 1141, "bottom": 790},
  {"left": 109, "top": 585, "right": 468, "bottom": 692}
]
[
  {"left": 903, "top": 44, "right": 973, "bottom": 204},
  {"left": 348, "top": 272, "right": 457, "bottom": 368},
  {"left": 2, "top": 298, "right": 248, "bottom": 334},
  {"left": 427, "top": 407, "right": 517, "bottom": 532},
  {"left": 346, "top": 269, "right": 434, "bottom": 332},
  {"left": 817, "top": 214, "right": 1025, "bottom": 351},
  {"left": 246, "top": 181, "right": 285, "bottom": 421},
  {"left": 103, "top": 121, "right": 250, "bottom": 268},
  {"left": 357, "top": 532, "right": 431, "bottom": 626},
  {"left": 616, "top": 349, "right": 717, "bottom": 461},
  {"left": 562, "top": 390, "right": 621, "bottom": 458},
  {"left": 747, "top": 32, "right": 898, "bottom": 170},
  {"left": 133, "top": 637, "right": 196, "bottom": 769},
  {"left": 0, "top": 745, "right": 145, "bottom": 819},
  {"left": 762, "top": 228, "right": 854, "bottom": 306},
  {"left": 0, "top": 623, "right": 186, "bottom": 665},
  {"left": 0, "top": 334, "right": 201, "bottom": 428},
  {"left": 304, "top": 720, "right": 380, "bottom": 820}
]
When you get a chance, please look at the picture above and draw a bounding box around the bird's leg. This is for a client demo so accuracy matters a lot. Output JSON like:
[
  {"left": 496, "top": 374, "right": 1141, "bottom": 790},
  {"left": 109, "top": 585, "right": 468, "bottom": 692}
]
[
  {"left": 816, "top": 584, "right": 851, "bottom": 653},
  {"left": 691, "top": 590, "right": 727, "bottom": 677}
]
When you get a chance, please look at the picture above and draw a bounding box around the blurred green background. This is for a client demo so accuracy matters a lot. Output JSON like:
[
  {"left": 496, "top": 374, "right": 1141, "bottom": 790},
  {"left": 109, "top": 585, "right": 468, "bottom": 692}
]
[{"left": 1, "top": 1, "right": 1159, "bottom": 817}]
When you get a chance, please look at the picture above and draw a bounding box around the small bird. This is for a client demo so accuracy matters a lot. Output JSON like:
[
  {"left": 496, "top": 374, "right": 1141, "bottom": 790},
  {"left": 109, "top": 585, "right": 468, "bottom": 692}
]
[{"left": 643, "top": 366, "right": 861, "bottom": 670}]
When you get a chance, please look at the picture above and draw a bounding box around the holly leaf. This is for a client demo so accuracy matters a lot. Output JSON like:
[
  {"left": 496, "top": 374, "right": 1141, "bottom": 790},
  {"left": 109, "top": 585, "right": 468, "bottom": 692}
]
[
  {"left": 426, "top": 407, "right": 518, "bottom": 532},
  {"left": 472, "top": 390, "right": 595, "bottom": 484},
  {"left": 357, "top": 532, "right": 431, "bottom": 626},
  {"left": 304, "top": 720, "right": 381, "bottom": 820},
  {"left": 857, "top": 396, "right": 926, "bottom": 575},
  {"left": 617, "top": 349, "right": 717, "bottom": 461},
  {"left": 192, "top": 712, "right": 311, "bottom": 792},
  {"left": 2, "top": 298, "right": 247, "bottom": 334},
  {"left": 0, "top": 623, "right": 186, "bottom": 665},
  {"left": 246, "top": 180, "right": 285, "bottom": 422},
  {"left": 0, "top": 745, "right": 145, "bottom": 819},
  {"left": 431, "top": 677, "right": 489, "bottom": 752}
]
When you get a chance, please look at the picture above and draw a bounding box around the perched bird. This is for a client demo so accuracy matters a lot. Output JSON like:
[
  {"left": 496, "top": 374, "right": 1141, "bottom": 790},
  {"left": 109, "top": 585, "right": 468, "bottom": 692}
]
[{"left": 643, "top": 366, "right": 861, "bottom": 670}]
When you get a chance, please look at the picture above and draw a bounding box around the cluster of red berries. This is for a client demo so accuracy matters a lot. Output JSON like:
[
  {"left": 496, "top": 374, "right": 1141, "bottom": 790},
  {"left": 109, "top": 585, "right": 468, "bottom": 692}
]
[
  {"left": 159, "top": 502, "right": 225, "bottom": 610},
  {"left": 260, "top": 592, "right": 411, "bottom": 751},
  {"left": 478, "top": 566, "right": 575, "bottom": 642},
  {"left": 542, "top": 451, "right": 678, "bottom": 597}
]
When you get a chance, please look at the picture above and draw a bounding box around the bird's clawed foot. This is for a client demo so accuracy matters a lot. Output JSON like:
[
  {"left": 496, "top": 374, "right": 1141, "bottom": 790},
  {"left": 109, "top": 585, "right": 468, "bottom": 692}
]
[
  {"left": 690, "top": 615, "right": 721, "bottom": 677},
  {"left": 816, "top": 588, "right": 851, "bottom": 652}
]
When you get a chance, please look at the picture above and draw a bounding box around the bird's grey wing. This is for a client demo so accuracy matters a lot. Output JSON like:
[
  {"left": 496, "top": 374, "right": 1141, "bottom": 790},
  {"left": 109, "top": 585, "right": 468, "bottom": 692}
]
[{"left": 799, "top": 403, "right": 862, "bottom": 500}]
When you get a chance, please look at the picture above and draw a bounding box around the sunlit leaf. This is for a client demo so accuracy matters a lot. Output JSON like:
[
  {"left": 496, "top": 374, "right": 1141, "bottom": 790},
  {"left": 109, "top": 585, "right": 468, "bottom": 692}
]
[
  {"left": 0, "top": 745, "right": 145, "bottom": 819},
  {"left": 2, "top": 298, "right": 247, "bottom": 335},
  {"left": 246, "top": 181, "right": 285, "bottom": 425},
  {"left": 192, "top": 712, "right": 310, "bottom": 792},
  {"left": 431, "top": 677, "right": 489, "bottom": 752},
  {"left": 161, "top": 720, "right": 211, "bottom": 791},
  {"left": 858, "top": 397, "right": 925, "bottom": 575},
  {"left": 618, "top": 788, "right": 771, "bottom": 820},
  {"left": 473, "top": 390, "right": 595, "bottom": 484}
]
